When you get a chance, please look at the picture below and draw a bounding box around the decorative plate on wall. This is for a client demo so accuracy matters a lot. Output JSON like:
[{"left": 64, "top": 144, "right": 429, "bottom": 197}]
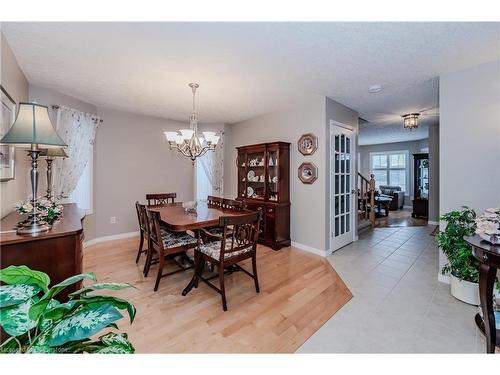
[
  {"left": 298, "top": 162, "right": 317, "bottom": 184},
  {"left": 298, "top": 133, "right": 318, "bottom": 156}
]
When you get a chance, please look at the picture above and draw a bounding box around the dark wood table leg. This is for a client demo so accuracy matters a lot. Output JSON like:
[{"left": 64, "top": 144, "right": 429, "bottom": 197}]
[
  {"left": 182, "top": 252, "right": 203, "bottom": 296},
  {"left": 478, "top": 262, "right": 497, "bottom": 353}
]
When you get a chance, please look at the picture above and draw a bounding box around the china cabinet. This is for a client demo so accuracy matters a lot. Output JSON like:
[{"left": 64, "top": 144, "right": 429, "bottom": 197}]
[
  {"left": 236, "top": 141, "right": 290, "bottom": 250},
  {"left": 412, "top": 153, "right": 429, "bottom": 219}
]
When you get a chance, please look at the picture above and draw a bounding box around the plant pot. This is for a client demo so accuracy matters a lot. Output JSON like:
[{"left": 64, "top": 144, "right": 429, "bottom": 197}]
[{"left": 450, "top": 274, "right": 480, "bottom": 306}]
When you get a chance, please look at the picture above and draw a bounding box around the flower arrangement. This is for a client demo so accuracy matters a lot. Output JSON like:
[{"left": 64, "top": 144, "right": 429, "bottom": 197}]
[
  {"left": 475, "top": 207, "right": 500, "bottom": 244},
  {"left": 15, "top": 198, "right": 64, "bottom": 225}
]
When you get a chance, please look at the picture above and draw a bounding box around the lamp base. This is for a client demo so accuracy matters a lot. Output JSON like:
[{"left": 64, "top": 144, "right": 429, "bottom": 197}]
[{"left": 16, "top": 219, "right": 51, "bottom": 235}]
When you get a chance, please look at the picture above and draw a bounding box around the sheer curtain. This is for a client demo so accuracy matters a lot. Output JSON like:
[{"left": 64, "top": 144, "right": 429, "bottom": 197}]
[
  {"left": 197, "top": 132, "right": 224, "bottom": 199},
  {"left": 52, "top": 106, "right": 100, "bottom": 199}
]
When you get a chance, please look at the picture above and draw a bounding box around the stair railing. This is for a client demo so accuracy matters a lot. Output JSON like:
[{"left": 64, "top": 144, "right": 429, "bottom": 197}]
[{"left": 357, "top": 172, "right": 376, "bottom": 228}]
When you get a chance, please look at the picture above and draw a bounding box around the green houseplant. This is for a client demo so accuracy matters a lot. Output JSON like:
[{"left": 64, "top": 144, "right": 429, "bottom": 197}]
[
  {"left": 0, "top": 265, "right": 136, "bottom": 354},
  {"left": 437, "top": 206, "right": 480, "bottom": 304}
]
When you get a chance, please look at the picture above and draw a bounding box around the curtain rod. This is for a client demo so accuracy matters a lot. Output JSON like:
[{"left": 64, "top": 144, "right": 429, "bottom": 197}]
[{"left": 52, "top": 104, "right": 103, "bottom": 123}]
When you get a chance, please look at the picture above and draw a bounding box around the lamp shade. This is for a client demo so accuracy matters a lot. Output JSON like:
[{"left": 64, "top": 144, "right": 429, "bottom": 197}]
[
  {"left": 39, "top": 147, "right": 68, "bottom": 158},
  {"left": 0, "top": 102, "right": 67, "bottom": 147}
]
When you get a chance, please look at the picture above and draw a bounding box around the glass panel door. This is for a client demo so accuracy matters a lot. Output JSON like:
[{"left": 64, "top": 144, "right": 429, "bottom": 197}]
[{"left": 331, "top": 124, "right": 355, "bottom": 251}]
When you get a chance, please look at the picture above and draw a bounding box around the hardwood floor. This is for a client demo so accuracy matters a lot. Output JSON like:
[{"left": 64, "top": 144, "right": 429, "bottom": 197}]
[
  {"left": 83, "top": 237, "right": 352, "bottom": 353},
  {"left": 375, "top": 208, "right": 428, "bottom": 228}
]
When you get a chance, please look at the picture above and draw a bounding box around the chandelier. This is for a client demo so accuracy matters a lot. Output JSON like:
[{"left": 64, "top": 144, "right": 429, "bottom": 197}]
[
  {"left": 164, "top": 83, "right": 220, "bottom": 162},
  {"left": 402, "top": 113, "right": 419, "bottom": 130}
]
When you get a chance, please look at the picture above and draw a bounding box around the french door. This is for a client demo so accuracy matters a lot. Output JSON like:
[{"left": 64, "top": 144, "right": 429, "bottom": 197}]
[{"left": 330, "top": 122, "right": 355, "bottom": 252}]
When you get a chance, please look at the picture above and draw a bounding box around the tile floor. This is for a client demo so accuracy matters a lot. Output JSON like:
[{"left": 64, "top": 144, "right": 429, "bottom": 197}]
[{"left": 298, "top": 225, "right": 488, "bottom": 353}]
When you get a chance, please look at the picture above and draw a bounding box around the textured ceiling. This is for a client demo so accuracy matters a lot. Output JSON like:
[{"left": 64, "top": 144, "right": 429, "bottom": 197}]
[{"left": 2, "top": 22, "right": 499, "bottom": 144}]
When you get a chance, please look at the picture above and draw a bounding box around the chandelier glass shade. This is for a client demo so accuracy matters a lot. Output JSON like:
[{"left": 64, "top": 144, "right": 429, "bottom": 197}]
[
  {"left": 402, "top": 113, "right": 419, "bottom": 130},
  {"left": 164, "top": 83, "right": 220, "bottom": 162}
]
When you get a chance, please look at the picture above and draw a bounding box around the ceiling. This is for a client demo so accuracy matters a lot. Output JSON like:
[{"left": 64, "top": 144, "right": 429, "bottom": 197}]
[{"left": 2, "top": 22, "right": 499, "bottom": 144}]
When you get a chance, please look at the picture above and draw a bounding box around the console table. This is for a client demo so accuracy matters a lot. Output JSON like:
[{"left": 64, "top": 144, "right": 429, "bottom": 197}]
[
  {"left": 0, "top": 203, "right": 86, "bottom": 297},
  {"left": 465, "top": 235, "right": 500, "bottom": 353}
]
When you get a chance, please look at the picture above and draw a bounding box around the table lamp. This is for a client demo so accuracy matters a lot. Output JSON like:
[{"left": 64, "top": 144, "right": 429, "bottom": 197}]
[
  {"left": 0, "top": 102, "right": 67, "bottom": 234},
  {"left": 39, "top": 147, "right": 68, "bottom": 200}
]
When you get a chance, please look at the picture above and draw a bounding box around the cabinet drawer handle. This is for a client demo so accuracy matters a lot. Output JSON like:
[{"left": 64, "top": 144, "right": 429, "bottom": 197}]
[{"left": 268, "top": 208, "right": 274, "bottom": 213}]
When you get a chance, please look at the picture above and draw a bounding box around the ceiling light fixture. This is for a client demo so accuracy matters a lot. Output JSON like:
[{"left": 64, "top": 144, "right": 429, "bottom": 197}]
[
  {"left": 164, "top": 83, "right": 219, "bottom": 163},
  {"left": 402, "top": 113, "right": 420, "bottom": 130}
]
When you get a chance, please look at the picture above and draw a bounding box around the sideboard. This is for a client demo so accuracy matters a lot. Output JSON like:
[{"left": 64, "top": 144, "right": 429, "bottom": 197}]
[{"left": 0, "top": 203, "right": 86, "bottom": 297}]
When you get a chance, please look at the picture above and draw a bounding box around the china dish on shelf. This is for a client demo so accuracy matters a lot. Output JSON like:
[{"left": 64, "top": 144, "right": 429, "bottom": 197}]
[
  {"left": 247, "top": 170, "right": 255, "bottom": 180},
  {"left": 247, "top": 186, "right": 254, "bottom": 197}
]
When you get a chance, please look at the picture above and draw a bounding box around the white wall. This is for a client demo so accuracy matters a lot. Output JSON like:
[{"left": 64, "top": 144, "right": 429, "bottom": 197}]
[
  {"left": 439, "top": 60, "right": 500, "bottom": 278},
  {"left": 94, "top": 107, "right": 195, "bottom": 238},
  {"left": 0, "top": 32, "right": 30, "bottom": 218}
]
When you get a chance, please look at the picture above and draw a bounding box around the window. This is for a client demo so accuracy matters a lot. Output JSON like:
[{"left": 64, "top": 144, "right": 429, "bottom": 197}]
[
  {"left": 370, "top": 150, "right": 409, "bottom": 192},
  {"left": 195, "top": 152, "right": 213, "bottom": 200},
  {"left": 68, "top": 148, "right": 93, "bottom": 214}
]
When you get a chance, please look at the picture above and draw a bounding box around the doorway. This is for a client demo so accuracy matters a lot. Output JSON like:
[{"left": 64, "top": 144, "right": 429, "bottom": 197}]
[{"left": 330, "top": 121, "right": 356, "bottom": 252}]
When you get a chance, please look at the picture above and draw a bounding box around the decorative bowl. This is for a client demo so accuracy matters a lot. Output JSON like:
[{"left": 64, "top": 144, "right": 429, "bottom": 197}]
[{"left": 182, "top": 201, "right": 197, "bottom": 213}]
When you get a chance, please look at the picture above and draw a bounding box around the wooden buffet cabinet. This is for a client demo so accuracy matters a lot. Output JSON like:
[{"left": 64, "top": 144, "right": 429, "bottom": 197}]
[
  {"left": 236, "top": 142, "right": 290, "bottom": 250},
  {"left": 0, "top": 203, "right": 86, "bottom": 297}
]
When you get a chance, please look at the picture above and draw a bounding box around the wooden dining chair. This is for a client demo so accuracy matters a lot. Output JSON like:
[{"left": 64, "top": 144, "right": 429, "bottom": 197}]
[
  {"left": 192, "top": 211, "right": 261, "bottom": 311},
  {"left": 146, "top": 192, "right": 177, "bottom": 205},
  {"left": 145, "top": 208, "right": 198, "bottom": 291},
  {"left": 134, "top": 201, "right": 149, "bottom": 265},
  {"left": 221, "top": 198, "right": 244, "bottom": 211},
  {"left": 207, "top": 195, "right": 223, "bottom": 207}
]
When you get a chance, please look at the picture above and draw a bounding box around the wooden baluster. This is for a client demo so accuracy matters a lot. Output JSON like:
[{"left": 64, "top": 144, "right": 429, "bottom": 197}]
[{"left": 369, "top": 174, "right": 376, "bottom": 228}]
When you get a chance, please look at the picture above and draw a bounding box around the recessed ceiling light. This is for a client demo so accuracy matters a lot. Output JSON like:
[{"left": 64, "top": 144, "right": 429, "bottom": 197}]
[{"left": 368, "top": 84, "right": 382, "bottom": 93}]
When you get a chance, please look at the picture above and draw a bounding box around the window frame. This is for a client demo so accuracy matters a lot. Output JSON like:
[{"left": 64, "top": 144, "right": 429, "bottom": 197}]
[{"left": 369, "top": 150, "right": 409, "bottom": 194}]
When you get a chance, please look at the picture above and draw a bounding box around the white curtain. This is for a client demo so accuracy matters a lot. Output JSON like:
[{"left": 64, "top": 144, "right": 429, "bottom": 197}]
[
  {"left": 52, "top": 106, "right": 100, "bottom": 199},
  {"left": 199, "top": 132, "right": 224, "bottom": 196}
]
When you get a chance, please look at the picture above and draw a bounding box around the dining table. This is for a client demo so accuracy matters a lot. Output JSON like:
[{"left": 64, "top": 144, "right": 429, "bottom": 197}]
[
  {"left": 146, "top": 200, "right": 248, "bottom": 232},
  {"left": 146, "top": 200, "right": 251, "bottom": 296}
]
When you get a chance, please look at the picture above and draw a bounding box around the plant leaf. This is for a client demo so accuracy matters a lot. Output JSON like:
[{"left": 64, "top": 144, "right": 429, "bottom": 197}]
[
  {"left": 98, "top": 332, "right": 135, "bottom": 354},
  {"left": 29, "top": 273, "right": 97, "bottom": 321},
  {"left": 0, "top": 265, "right": 50, "bottom": 292},
  {"left": 82, "top": 295, "right": 136, "bottom": 323},
  {"left": 0, "top": 298, "right": 38, "bottom": 336},
  {"left": 47, "top": 304, "right": 123, "bottom": 347},
  {"left": 69, "top": 282, "right": 134, "bottom": 298},
  {"left": 42, "top": 300, "right": 85, "bottom": 321},
  {"left": 0, "top": 284, "right": 41, "bottom": 308}
]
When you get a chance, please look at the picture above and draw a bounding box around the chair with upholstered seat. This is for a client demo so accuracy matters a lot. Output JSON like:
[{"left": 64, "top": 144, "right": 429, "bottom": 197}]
[
  {"left": 191, "top": 211, "right": 261, "bottom": 311},
  {"left": 221, "top": 198, "right": 244, "bottom": 210},
  {"left": 207, "top": 195, "right": 223, "bottom": 207},
  {"left": 134, "top": 201, "right": 149, "bottom": 266},
  {"left": 145, "top": 208, "right": 198, "bottom": 291},
  {"left": 146, "top": 192, "right": 176, "bottom": 205}
]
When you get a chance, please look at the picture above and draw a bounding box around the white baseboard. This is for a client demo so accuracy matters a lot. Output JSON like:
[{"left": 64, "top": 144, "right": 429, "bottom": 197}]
[
  {"left": 438, "top": 272, "right": 450, "bottom": 284},
  {"left": 83, "top": 231, "right": 140, "bottom": 248},
  {"left": 291, "top": 241, "right": 327, "bottom": 257},
  {"left": 428, "top": 220, "right": 439, "bottom": 226}
]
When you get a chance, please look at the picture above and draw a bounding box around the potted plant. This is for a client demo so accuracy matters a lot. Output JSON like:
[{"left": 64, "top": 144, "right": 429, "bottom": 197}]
[
  {"left": 437, "top": 206, "right": 480, "bottom": 305},
  {"left": 0, "top": 265, "right": 136, "bottom": 353}
]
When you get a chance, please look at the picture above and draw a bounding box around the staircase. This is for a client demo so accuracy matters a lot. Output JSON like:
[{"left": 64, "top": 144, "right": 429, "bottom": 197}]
[{"left": 357, "top": 172, "right": 376, "bottom": 234}]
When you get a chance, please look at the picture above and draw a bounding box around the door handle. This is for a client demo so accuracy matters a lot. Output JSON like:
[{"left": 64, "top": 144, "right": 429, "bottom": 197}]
[{"left": 351, "top": 189, "right": 356, "bottom": 194}]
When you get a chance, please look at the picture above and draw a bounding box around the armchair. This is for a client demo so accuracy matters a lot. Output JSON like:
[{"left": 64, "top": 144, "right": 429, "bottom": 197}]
[{"left": 379, "top": 185, "right": 405, "bottom": 210}]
